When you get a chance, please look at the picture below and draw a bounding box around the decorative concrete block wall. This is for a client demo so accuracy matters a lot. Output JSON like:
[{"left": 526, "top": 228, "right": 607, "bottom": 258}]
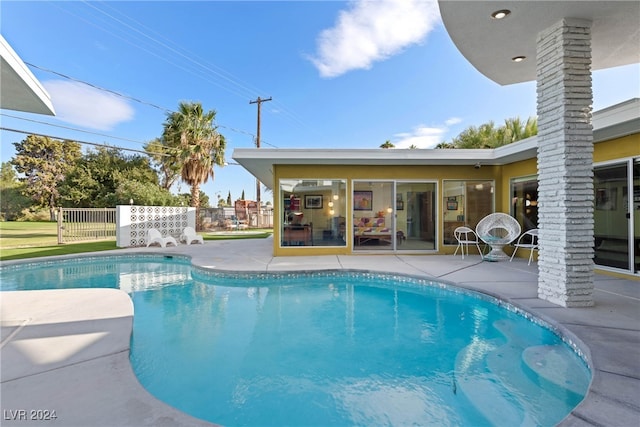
[
  {"left": 116, "top": 205, "right": 196, "bottom": 247},
  {"left": 536, "top": 18, "right": 594, "bottom": 307}
]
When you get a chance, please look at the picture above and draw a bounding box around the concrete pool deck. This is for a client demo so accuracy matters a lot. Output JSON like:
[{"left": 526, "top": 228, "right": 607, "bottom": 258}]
[{"left": 1, "top": 236, "right": 638, "bottom": 426}]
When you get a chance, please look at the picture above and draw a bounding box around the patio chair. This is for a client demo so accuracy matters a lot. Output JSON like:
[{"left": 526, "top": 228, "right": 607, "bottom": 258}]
[
  {"left": 510, "top": 228, "right": 539, "bottom": 265},
  {"left": 453, "top": 226, "right": 484, "bottom": 260},
  {"left": 476, "top": 213, "right": 521, "bottom": 261},
  {"left": 146, "top": 228, "right": 178, "bottom": 248},
  {"left": 180, "top": 226, "right": 204, "bottom": 245}
]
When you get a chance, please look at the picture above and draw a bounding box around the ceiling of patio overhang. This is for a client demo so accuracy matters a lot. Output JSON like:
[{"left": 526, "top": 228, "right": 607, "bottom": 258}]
[
  {"left": 0, "top": 35, "right": 55, "bottom": 115},
  {"left": 437, "top": 1, "right": 640, "bottom": 85}
]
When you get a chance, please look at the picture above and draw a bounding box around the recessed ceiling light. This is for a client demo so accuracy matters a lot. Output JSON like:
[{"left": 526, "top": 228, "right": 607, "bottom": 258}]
[
  {"left": 491, "top": 9, "right": 511, "bottom": 19},
  {"left": 512, "top": 56, "right": 526, "bottom": 62}
]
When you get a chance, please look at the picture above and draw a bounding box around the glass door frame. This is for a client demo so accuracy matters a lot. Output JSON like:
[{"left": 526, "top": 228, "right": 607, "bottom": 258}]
[
  {"left": 351, "top": 179, "right": 438, "bottom": 253},
  {"left": 593, "top": 157, "right": 638, "bottom": 275}
]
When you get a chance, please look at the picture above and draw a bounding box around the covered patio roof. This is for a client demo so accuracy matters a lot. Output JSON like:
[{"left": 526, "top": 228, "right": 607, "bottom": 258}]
[
  {"left": 0, "top": 34, "right": 55, "bottom": 116},
  {"left": 232, "top": 98, "right": 639, "bottom": 189},
  {"left": 437, "top": 1, "right": 640, "bottom": 85}
]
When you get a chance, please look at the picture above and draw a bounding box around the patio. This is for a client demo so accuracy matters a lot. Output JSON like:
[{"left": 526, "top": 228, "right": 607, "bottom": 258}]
[{"left": 1, "top": 237, "right": 639, "bottom": 426}]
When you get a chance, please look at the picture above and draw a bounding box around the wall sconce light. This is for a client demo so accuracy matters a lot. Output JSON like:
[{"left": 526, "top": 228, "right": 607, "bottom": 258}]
[
  {"left": 387, "top": 206, "right": 393, "bottom": 213},
  {"left": 333, "top": 194, "right": 339, "bottom": 200},
  {"left": 329, "top": 209, "right": 335, "bottom": 216},
  {"left": 328, "top": 201, "right": 334, "bottom": 208}
]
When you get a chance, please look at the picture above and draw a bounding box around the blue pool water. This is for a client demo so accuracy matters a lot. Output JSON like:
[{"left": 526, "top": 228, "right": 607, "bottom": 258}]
[{"left": 1, "top": 255, "right": 591, "bottom": 426}]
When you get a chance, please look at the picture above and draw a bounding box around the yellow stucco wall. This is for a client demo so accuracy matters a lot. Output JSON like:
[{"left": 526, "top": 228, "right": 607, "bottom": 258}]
[
  {"left": 274, "top": 164, "right": 500, "bottom": 256},
  {"left": 594, "top": 134, "right": 639, "bottom": 162},
  {"left": 272, "top": 134, "right": 639, "bottom": 257}
]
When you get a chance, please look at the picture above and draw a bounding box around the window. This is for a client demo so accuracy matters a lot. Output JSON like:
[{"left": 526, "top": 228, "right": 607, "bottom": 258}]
[
  {"left": 280, "top": 179, "right": 346, "bottom": 247},
  {"left": 511, "top": 176, "right": 538, "bottom": 231},
  {"left": 443, "top": 180, "right": 494, "bottom": 244}
]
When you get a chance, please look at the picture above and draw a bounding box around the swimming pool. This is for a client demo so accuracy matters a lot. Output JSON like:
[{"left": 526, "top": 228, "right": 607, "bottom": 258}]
[{"left": 1, "top": 255, "right": 591, "bottom": 426}]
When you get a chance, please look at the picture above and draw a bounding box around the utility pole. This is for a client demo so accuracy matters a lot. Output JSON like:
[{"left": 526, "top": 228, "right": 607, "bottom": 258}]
[{"left": 249, "top": 96, "right": 272, "bottom": 207}]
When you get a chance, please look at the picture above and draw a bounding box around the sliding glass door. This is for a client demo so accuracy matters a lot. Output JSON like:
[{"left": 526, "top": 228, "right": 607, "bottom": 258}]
[
  {"left": 593, "top": 159, "right": 639, "bottom": 274},
  {"left": 352, "top": 181, "right": 436, "bottom": 252},
  {"left": 353, "top": 181, "right": 394, "bottom": 252},
  {"left": 396, "top": 182, "right": 436, "bottom": 251}
]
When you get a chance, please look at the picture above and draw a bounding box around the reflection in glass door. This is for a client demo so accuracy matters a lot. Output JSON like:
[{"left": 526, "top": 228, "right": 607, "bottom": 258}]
[
  {"left": 352, "top": 181, "right": 436, "bottom": 252},
  {"left": 353, "top": 181, "right": 394, "bottom": 252},
  {"left": 397, "top": 182, "right": 436, "bottom": 251},
  {"left": 635, "top": 159, "right": 639, "bottom": 274},
  {"left": 593, "top": 160, "right": 638, "bottom": 273}
]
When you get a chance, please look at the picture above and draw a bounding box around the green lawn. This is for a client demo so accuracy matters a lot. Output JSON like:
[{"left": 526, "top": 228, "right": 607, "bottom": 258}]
[
  {"left": 0, "top": 221, "right": 118, "bottom": 261},
  {"left": 0, "top": 221, "right": 59, "bottom": 247},
  {"left": 0, "top": 222, "right": 272, "bottom": 261}
]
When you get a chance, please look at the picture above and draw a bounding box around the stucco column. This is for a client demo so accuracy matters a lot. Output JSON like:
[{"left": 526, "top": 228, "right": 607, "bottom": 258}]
[{"left": 536, "top": 18, "right": 594, "bottom": 307}]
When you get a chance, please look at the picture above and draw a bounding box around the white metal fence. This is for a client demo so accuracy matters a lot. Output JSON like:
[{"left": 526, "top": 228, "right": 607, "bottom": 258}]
[{"left": 57, "top": 207, "right": 116, "bottom": 244}]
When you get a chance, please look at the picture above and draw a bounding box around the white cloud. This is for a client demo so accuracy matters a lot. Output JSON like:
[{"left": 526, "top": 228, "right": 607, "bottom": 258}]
[
  {"left": 393, "top": 125, "right": 445, "bottom": 149},
  {"left": 445, "top": 117, "right": 462, "bottom": 126},
  {"left": 44, "top": 80, "right": 134, "bottom": 130},
  {"left": 309, "top": 0, "right": 440, "bottom": 78},
  {"left": 392, "top": 117, "right": 463, "bottom": 148}
]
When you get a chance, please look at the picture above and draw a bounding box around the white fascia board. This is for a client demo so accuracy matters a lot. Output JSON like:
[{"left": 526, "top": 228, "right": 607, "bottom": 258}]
[
  {"left": 593, "top": 98, "right": 640, "bottom": 130},
  {"left": 233, "top": 148, "right": 498, "bottom": 166}
]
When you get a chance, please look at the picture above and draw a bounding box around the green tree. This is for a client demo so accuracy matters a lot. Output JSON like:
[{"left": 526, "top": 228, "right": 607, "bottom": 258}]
[
  {"left": 441, "top": 116, "right": 538, "bottom": 149},
  {"left": 162, "top": 101, "right": 226, "bottom": 209},
  {"left": 450, "top": 122, "right": 500, "bottom": 149},
  {"left": 115, "top": 180, "right": 179, "bottom": 206},
  {"left": 241, "top": 190, "right": 245, "bottom": 200},
  {"left": 60, "top": 147, "right": 165, "bottom": 207},
  {"left": 502, "top": 117, "right": 538, "bottom": 144},
  {"left": 380, "top": 140, "right": 395, "bottom": 149},
  {"left": 11, "top": 135, "right": 81, "bottom": 220},
  {"left": 144, "top": 137, "right": 181, "bottom": 190},
  {"left": 0, "top": 162, "right": 31, "bottom": 220},
  {"left": 226, "top": 191, "right": 232, "bottom": 205},
  {"left": 435, "top": 141, "right": 455, "bottom": 149}
]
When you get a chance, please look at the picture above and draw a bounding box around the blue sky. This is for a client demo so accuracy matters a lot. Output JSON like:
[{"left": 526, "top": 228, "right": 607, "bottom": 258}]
[{"left": 1, "top": 0, "right": 638, "bottom": 205}]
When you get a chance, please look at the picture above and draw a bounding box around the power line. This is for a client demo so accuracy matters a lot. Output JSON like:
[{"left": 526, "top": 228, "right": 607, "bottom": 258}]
[
  {"left": 39, "top": 1, "right": 293, "bottom": 144},
  {"left": 1, "top": 113, "right": 150, "bottom": 146},
  {"left": 1, "top": 127, "right": 170, "bottom": 157},
  {"left": 26, "top": 62, "right": 172, "bottom": 113},
  {"left": 24, "top": 62, "right": 278, "bottom": 147}
]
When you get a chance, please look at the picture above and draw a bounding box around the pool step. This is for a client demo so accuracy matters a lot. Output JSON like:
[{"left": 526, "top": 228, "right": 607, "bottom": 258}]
[
  {"left": 454, "top": 319, "right": 581, "bottom": 426},
  {"left": 522, "top": 345, "right": 590, "bottom": 398}
]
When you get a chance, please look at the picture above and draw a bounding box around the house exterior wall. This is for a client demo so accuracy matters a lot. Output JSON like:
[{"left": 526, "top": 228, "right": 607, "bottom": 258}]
[
  {"left": 594, "top": 134, "right": 639, "bottom": 162},
  {"left": 270, "top": 132, "right": 638, "bottom": 260},
  {"left": 273, "top": 164, "right": 501, "bottom": 256}
]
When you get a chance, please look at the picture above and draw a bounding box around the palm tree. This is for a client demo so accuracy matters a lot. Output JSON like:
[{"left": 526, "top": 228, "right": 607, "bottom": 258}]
[
  {"left": 441, "top": 116, "right": 538, "bottom": 149},
  {"left": 162, "top": 101, "right": 226, "bottom": 209},
  {"left": 380, "top": 140, "right": 395, "bottom": 149}
]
